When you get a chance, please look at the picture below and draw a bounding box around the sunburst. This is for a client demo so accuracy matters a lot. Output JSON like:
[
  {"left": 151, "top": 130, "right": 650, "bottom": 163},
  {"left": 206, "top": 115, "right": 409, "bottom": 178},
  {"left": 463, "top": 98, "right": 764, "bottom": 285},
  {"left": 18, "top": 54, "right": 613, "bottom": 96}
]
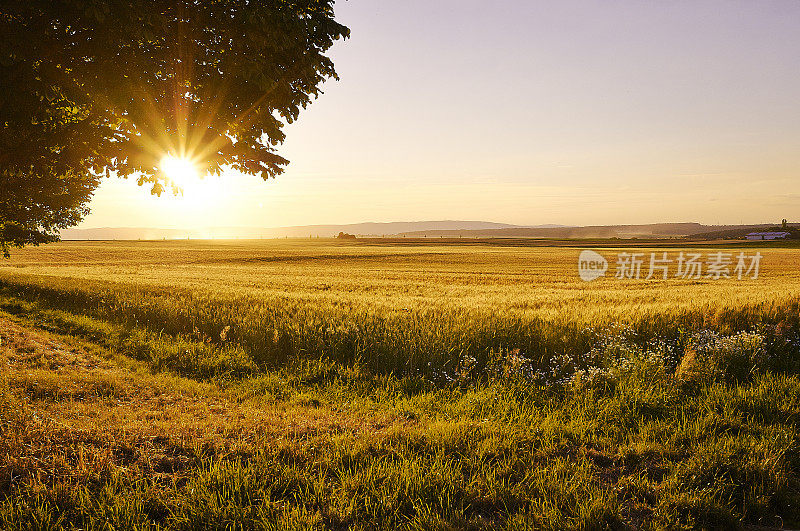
[{"left": 160, "top": 154, "right": 200, "bottom": 192}]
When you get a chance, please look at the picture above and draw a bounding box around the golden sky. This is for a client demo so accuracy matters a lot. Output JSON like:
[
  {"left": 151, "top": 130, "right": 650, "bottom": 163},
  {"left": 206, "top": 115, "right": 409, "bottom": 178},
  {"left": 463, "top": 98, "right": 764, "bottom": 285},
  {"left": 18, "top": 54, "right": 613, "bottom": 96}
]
[{"left": 80, "top": 0, "right": 800, "bottom": 229}]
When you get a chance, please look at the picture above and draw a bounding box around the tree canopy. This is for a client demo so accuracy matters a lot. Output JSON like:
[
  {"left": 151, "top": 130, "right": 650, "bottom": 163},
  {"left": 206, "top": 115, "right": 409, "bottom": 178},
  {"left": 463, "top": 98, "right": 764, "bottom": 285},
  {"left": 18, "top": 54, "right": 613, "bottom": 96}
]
[{"left": 0, "top": 0, "right": 349, "bottom": 256}]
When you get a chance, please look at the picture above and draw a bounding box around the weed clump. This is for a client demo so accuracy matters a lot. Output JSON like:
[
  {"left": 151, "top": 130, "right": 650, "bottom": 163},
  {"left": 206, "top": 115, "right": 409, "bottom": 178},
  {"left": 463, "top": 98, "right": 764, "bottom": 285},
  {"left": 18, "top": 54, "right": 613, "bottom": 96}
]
[{"left": 676, "top": 331, "right": 770, "bottom": 387}]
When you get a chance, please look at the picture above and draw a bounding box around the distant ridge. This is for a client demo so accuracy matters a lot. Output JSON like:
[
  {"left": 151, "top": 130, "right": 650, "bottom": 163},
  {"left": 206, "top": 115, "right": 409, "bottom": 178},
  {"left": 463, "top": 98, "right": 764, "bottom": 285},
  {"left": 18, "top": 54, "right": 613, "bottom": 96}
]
[
  {"left": 61, "top": 221, "right": 533, "bottom": 240},
  {"left": 398, "top": 223, "right": 799, "bottom": 239},
  {"left": 59, "top": 222, "right": 796, "bottom": 241}
]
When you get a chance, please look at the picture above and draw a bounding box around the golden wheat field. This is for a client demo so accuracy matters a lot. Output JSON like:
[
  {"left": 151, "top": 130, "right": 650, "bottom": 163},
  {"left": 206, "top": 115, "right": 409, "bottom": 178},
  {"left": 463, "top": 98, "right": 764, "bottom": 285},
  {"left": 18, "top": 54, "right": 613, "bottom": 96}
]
[
  {"left": 1, "top": 239, "right": 798, "bottom": 374},
  {"left": 3, "top": 239, "right": 800, "bottom": 529},
  {"left": 2, "top": 239, "right": 799, "bottom": 318}
]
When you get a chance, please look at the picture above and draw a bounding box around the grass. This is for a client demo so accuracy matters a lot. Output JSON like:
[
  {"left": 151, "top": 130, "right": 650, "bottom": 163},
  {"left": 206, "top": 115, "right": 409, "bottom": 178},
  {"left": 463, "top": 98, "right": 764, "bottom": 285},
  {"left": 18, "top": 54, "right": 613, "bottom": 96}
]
[{"left": 1, "top": 239, "right": 800, "bottom": 529}]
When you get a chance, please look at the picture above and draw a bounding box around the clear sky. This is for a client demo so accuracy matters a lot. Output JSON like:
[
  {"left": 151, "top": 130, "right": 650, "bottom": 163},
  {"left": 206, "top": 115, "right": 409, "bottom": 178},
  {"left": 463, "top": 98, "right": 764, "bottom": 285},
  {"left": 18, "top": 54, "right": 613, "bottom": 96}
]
[{"left": 81, "top": 0, "right": 800, "bottom": 229}]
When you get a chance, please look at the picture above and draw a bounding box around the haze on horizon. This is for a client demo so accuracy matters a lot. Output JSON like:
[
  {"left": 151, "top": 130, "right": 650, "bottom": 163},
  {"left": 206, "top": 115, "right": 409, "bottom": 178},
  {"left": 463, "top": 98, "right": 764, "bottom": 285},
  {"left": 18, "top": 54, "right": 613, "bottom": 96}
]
[{"left": 80, "top": 0, "right": 800, "bottom": 230}]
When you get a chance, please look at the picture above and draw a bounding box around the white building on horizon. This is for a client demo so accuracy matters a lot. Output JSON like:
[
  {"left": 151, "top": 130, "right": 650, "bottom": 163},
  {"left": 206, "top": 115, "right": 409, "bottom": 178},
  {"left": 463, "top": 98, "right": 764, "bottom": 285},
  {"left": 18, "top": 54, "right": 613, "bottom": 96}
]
[{"left": 745, "top": 231, "right": 791, "bottom": 241}]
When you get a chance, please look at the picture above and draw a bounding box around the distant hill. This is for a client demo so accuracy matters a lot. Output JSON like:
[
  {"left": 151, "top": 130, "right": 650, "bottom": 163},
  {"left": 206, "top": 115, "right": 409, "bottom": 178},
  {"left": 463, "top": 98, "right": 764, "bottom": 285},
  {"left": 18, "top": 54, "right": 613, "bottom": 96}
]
[
  {"left": 59, "top": 221, "right": 798, "bottom": 241},
  {"left": 398, "top": 223, "right": 799, "bottom": 239},
  {"left": 60, "top": 221, "right": 530, "bottom": 240}
]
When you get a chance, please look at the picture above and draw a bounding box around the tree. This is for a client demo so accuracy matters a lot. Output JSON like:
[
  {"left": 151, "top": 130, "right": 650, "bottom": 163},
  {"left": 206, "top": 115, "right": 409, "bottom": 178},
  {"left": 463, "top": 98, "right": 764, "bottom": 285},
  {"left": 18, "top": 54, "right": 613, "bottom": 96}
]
[
  {"left": 0, "top": 172, "right": 99, "bottom": 258},
  {"left": 0, "top": 0, "right": 349, "bottom": 256}
]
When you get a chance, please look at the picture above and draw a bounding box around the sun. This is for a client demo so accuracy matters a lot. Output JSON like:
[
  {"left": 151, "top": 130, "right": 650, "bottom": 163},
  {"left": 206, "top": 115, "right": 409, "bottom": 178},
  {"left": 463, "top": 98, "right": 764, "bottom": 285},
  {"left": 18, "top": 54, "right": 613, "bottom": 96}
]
[
  {"left": 158, "top": 153, "right": 227, "bottom": 207},
  {"left": 161, "top": 155, "right": 200, "bottom": 191}
]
